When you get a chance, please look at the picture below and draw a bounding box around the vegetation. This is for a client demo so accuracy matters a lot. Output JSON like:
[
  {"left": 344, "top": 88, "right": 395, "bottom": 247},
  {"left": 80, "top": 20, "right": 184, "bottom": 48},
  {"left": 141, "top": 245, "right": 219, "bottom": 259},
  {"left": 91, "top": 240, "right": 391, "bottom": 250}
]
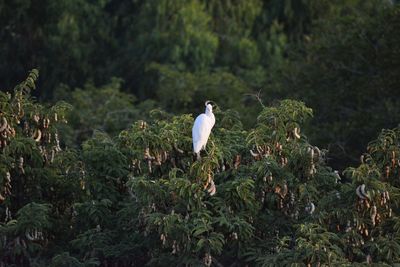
[
  {"left": 1, "top": 70, "right": 400, "bottom": 266},
  {"left": 1, "top": 0, "right": 400, "bottom": 266}
]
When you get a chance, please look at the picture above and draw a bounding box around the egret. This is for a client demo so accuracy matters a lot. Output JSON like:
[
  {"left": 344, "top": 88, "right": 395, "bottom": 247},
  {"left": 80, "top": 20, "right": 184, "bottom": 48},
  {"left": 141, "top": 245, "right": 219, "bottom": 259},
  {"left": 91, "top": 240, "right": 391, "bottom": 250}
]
[{"left": 192, "top": 101, "right": 215, "bottom": 160}]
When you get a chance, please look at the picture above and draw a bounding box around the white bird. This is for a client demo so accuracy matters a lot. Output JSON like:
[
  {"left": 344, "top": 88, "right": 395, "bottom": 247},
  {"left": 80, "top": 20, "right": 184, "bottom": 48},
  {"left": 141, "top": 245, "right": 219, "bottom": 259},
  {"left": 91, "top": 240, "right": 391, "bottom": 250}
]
[{"left": 192, "top": 101, "right": 215, "bottom": 160}]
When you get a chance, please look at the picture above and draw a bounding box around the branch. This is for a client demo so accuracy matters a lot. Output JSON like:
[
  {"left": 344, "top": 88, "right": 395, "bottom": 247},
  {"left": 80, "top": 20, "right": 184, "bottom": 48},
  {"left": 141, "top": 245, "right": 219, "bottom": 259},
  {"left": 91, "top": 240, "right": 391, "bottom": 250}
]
[{"left": 245, "top": 89, "right": 265, "bottom": 108}]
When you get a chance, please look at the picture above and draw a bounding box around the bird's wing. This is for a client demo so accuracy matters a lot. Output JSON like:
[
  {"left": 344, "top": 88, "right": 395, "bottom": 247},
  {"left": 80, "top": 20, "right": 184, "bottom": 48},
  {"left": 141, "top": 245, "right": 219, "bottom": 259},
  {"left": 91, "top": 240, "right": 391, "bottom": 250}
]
[{"left": 192, "top": 114, "right": 213, "bottom": 153}]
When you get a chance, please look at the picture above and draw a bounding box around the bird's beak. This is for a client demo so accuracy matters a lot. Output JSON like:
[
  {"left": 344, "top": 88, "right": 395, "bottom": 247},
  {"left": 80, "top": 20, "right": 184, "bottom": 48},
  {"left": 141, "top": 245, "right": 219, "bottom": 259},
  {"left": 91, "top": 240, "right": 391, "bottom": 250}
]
[{"left": 205, "top": 100, "right": 212, "bottom": 106}]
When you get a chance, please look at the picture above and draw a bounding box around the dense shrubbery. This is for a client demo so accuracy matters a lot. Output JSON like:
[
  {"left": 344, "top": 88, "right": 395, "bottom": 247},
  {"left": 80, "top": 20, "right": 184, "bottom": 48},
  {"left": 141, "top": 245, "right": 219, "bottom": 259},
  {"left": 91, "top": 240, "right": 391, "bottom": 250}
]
[
  {"left": 2, "top": 0, "right": 399, "bottom": 170},
  {"left": 1, "top": 71, "right": 400, "bottom": 266},
  {"left": 270, "top": 3, "right": 400, "bottom": 169},
  {"left": 1, "top": 1, "right": 400, "bottom": 265}
]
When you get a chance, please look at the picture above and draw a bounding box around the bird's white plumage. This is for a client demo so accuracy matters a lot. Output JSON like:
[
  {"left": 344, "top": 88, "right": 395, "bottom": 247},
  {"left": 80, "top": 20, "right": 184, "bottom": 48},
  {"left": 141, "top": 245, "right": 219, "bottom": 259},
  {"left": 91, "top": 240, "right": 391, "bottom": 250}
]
[{"left": 192, "top": 103, "right": 215, "bottom": 154}]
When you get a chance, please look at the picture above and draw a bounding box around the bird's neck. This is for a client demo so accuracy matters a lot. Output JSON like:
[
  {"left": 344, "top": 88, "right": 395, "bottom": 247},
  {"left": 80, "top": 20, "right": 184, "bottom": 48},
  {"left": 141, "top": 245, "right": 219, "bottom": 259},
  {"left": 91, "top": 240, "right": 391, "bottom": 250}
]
[{"left": 205, "top": 110, "right": 213, "bottom": 117}]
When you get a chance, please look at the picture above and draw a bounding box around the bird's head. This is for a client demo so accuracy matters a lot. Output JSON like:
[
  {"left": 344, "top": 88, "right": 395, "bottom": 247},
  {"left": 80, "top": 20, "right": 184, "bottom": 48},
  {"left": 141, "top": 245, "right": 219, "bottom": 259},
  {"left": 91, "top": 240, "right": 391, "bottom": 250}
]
[{"left": 205, "top": 100, "right": 213, "bottom": 114}]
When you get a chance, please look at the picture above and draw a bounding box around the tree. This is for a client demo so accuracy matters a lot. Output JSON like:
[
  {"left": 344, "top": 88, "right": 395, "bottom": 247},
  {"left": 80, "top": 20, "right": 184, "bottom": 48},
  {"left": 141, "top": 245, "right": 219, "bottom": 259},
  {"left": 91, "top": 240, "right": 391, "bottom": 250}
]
[
  {"left": 263, "top": 2, "right": 400, "bottom": 170},
  {"left": 146, "top": 63, "right": 261, "bottom": 127},
  {"left": 0, "top": 0, "right": 113, "bottom": 97},
  {"left": 0, "top": 70, "right": 81, "bottom": 265},
  {"left": 52, "top": 78, "right": 156, "bottom": 147},
  {"left": 2, "top": 70, "right": 400, "bottom": 266}
]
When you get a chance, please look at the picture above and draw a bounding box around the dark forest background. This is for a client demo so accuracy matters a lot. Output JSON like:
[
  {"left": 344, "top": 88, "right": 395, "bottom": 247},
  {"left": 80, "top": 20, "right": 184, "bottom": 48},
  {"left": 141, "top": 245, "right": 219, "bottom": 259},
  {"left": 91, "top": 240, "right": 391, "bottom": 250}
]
[
  {"left": 2, "top": 1, "right": 400, "bottom": 266},
  {"left": 2, "top": 0, "right": 400, "bottom": 170}
]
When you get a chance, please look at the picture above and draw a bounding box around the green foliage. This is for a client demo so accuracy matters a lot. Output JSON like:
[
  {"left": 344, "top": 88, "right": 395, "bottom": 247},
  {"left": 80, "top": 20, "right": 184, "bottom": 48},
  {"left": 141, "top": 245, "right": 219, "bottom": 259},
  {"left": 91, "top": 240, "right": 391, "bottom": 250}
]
[
  {"left": 132, "top": 0, "right": 218, "bottom": 71},
  {"left": 0, "top": 70, "right": 79, "bottom": 266},
  {"left": 0, "top": 0, "right": 112, "bottom": 96},
  {"left": 148, "top": 63, "right": 261, "bottom": 127},
  {"left": 2, "top": 1, "right": 400, "bottom": 265},
  {"left": 1, "top": 0, "right": 394, "bottom": 171},
  {"left": 2, "top": 71, "right": 400, "bottom": 266},
  {"left": 50, "top": 252, "right": 99, "bottom": 267},
  {"left": 267, "top": 3, "right": 400, "bottom": 169},
  {"left": 53, "top": 79, "right": 156, "bottom": 146}
]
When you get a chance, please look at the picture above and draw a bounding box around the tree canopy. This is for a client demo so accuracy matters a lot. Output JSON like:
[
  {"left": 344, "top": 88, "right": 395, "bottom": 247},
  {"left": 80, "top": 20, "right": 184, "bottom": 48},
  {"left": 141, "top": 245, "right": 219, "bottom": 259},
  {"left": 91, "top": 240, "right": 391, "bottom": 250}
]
[{"left": 1, "top": 0, "right": 400, "bottom": 266}]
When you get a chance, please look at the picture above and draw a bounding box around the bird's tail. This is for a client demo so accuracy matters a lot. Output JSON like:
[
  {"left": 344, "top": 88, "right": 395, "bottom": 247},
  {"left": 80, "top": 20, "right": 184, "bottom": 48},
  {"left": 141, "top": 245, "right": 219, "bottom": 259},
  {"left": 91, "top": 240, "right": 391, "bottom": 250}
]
[{"left": 193, "top": 142, "right": 202, "bottom": 153}]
